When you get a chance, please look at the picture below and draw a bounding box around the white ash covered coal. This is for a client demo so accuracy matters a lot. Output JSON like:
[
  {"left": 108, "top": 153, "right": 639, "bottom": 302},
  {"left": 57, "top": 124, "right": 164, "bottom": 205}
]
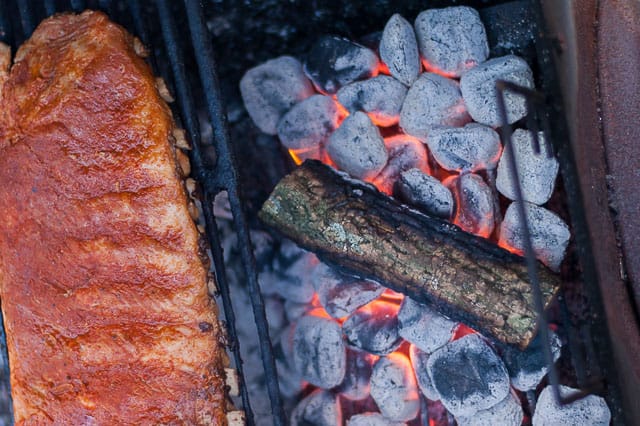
[
  {"left": 327, "top": 111, "right": 389, "bottom": 180},
  {"left": 460, "top": 55, "right": 534, "bottom": 126},
  {"left": 343, "top": 301, "right": 402, "bottom": 355},
  {"left": 426, "top": 123, "right": 502, "bottom": 172},
  {"left": 414, "top": 6, "right": 489, "bottom": 77},
  {"left": 410, "top": 345, "right": 441, "bottom": 401},
  {"left": 496, "top": 129, "right": 559, "bottom": 205},
  {"left": 398, "top": 297, "right": 456, "bottom": 354},
  {"left": 347, "top": 412, "right": 406, "bottom": 426},
  {"left": 532, "top": 385, "right": 611, "bottom": 426},
  {"left": 235, "top": 3, "right": 611, "bottom": 424},
  {"left": 293, "top": 314, "right": 346, "bottom": 389},
  {"left": 499, "top": 201, "right": 570, "bottom": 271},
  {"left": 291, "top": 390, "right": 342, "bottom": 426},
  {"left": 446, "top": 173, "right": 496, "bottom": 238},
  {"left": 380, "top": 14, "right": 421, "bottom": 86},
  {"left": 239, "top": 56, "right": 314, "bottom": 135},
  {"left": 312, "top": 263, "right": 384, "bottom": 319},
  {"left": 500, "top": 329, "right": 562, "bottom": 392},
  {"left": 427, "top": 333, "right": 510, "bottom": 417},
  {"left": 372, "top": 135, "right": 429, "bottom": 194},
  {"left": 399, "top": 72, "right": 470, "bottom": 138},
  {"left": 336, "top": 75, "right": 407, "bottom": 127},
  {"left": 336, "top": 349, "right": 376, "bottom": 401},
  {"left": 455, "top": 392, "right": 524, "bottom": 426},
  {"left": 370, "top": 353, "right": 420, "bottom": 422},
  {"left": 396, "top": 168, "right": 454, "bottom": 219}
]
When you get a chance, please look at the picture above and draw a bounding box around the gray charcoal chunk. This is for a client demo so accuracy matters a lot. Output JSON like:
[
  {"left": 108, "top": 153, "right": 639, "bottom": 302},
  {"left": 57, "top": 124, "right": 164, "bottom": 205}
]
[
  {"left": 400, "top": 73, "right": 471, "bottom": 139},
  {"left": 291, "top": 390, "right": 342, "bottom": 426},
  {"left": 460, "top": 55, "right": 534, "bottom": 126},
  {"left": 447, "top": 173, "right": 496, "bottom": 238},
  {"left": 370, "top": 354, "right": 420, "bottom": 422},
  {"left": 397, "top": 168, "right": 454, "bottom": 219},
  {"left": 304, "top": 35, "right": 380, "bottom": 95},
  {"left": 500, "top": 329, "right": 562, "bottom": 391},
  {"left": 240, "top": 56, "right": 315, "bottom": 135},
  {"left": 427, "top": 334, "right": 510, "bottom": 417},
  {"left": 455, "top": 393, "right": 523, "bottom": 426},
  {"left": 336, "top": 348, "right": 376, "bottom": 401},
  {"left": 348, "top": 412, "right": 407, "bottom": 426},
  {"left": 380, "top": 14, "right": 421, "bottom": 86},
  {"left": 293, "top": 315, "right": 346, "bottom": 389},
  {"left": 426, "top": 124, "right": 502, "bottom": 172},
  {"left": 532, "top": 385, "right": 611, "bottom": 426},
  {"left": 410, "top": 345, "right": 441, "bottom": 401},
  {"left": 343, "top": 301, "right": 402, "bottom": 355},
  {"left": 277, "top": 94, "right": 343, "bottom": 150},
  {"left": 260, "top": 250, "right": 316, "bottom": 303},
  {"left": 414, "top": 6, "right": 489, "bottom": 77},
  {"left": 312, "top": 262, "right": 384, "bottom": 319},
  {"left": 499, "top": 201, "right": 570, "bottom": 272},
  {"left": 373, "top": 135, "right": 429, "bottom": 195},
  {"left": 337, "top": 75, "right": 407, "bottom": 127},
  {"left": 496, "top": 129, "right": 559, "bottom": 205},
  {"left": 398, "top": 297, "right": 456, "bottom": 354},
  {"left": 327, "top": 111, "right": 389, "bottom": 180}
]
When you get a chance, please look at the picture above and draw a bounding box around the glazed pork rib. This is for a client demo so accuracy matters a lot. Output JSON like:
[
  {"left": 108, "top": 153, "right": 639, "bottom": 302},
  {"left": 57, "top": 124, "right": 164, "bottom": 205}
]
[{"left": 0, "top": 11, "right": 231, "bottom": 425}]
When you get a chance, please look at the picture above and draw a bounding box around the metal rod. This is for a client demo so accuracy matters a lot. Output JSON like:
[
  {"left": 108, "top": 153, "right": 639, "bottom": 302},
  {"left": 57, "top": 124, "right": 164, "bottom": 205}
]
[
  {"left": 153, "top": 0, "right": 255, "bottom": 423},
  {"left": 496, "top": 79, "right": 599, "bottom": 406},
  {"left": 182, "top": 0, "right": 285, "bottom": 424}
]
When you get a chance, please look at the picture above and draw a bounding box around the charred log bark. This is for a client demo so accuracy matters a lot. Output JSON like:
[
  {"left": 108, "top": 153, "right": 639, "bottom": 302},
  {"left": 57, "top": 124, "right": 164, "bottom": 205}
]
[{"left": 258, "top": 161, "right": 561, "bottom": 348}]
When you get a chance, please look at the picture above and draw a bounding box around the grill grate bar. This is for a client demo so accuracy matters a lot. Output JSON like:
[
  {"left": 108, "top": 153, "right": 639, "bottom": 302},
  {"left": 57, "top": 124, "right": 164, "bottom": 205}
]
[
  {"left": 182, "top": 0, "right": 286, "bottom": 423},
  {"left": 496, "top": 80, "right": 605, "bottom": 405},
  {"left": 152, "top": 0, "right": 256, "bottom": 422}
]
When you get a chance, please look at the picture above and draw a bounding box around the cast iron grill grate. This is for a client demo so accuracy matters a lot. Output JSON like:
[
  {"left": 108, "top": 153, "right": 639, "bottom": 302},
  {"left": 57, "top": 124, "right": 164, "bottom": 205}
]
[{"left": 0, "top": 0, "right": 622, "bottom": 425}]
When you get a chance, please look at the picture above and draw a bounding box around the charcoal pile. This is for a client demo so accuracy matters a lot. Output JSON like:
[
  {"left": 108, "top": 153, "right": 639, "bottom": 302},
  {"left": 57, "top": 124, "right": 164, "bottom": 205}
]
[{"left": 234, "top": 4, "right": 611, "bottom": 425}]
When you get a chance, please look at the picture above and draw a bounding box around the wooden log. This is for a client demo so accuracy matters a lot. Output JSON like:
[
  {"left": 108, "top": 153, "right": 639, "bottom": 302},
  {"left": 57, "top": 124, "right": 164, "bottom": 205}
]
[{"left": 258, "top": 161, "right": 561, "bottom": 348}]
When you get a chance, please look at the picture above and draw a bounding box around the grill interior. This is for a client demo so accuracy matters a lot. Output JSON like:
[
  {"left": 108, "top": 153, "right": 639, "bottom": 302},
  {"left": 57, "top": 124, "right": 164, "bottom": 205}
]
[{"left": 0, "top": 1, "right": 636, "bottom": 425}]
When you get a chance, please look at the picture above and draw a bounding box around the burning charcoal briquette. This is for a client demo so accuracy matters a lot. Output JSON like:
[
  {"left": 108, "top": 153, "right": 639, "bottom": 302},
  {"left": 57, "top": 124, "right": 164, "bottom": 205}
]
[
  {"left": 396, "top": 168, "right": 454, "bottom": 219},
  {"left": 277, "top": 94, "right": 344, "bottom": 151},
  {"left": 447, "top": 173, "right": 496, "bottom": 238},
  {"left": 496, "top": 129, "right": 559, "bottom": 205},
  {"left": 398, "top": 297, "right": 456, "bottom": 354},
  {"left": 293, "top": 315, "right": 346, "bottom": 389},
  {"left": 500, "top": 329, "right": 562, "bottom": 391},
  {"left": 455, "top": 392, "right": 523, "bottom": 426},
  {"left": 532, "top": 385, "right": 611, "bottom": 426},
  {"left": 348, "top": 412, "right": 407, "bottom": 426},
  {"left": 336, "top": 348, "right": 376, "bottom": 401},
  {"left": 410, "top": 345, "right": 441, "bottom": 401},
  {"left": 400, "top": 73, "right": 470, "bottom": 139},
  {"left": 291, "top": 390, "right": 343, "bottom": 426},
  {"left": 240, "top": 56, "right": 315, "bottom": 135},
  {"left": 304, "top": 35, "right": 380, "bottom": 94},
  {"left": 373, "top": 135, "right": 429, "bottom": 195},
  {"left": 336, "top": 75, "right": 407, "bottom": 127},
  {"left": 370, "top": 353, "right": 420, "bottom": 422},
  {"left": 326, "top": 111, "right": 389, "bottom": 180},
  {"left": 426, "top": 124, "right": 502, "bottom": 172},
  {"left": 380, "top": 14, "right": 421, "bottom": 86},
  {"left": 343, "top": 301, "right": 402, "bottom": 355},
  {"left": 460, "top": 55, "right": 534, "bottom": 126},
  {"left": 499, "top": 201, "right": 570, "bottom": 271},
  {"left": 427, "top": 334, "right": 510, "bottom": 417},
  {"left": 414, "top": 6, "right": 489, "bottom": 77},
  {"left": 312, "top": 262, "right": 384, "bottom": 319}
]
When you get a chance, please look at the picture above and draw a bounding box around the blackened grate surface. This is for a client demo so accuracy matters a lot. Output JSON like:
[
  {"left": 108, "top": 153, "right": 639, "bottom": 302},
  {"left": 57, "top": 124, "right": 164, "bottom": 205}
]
[{"left": 0, "top": 1, "right": 285, "bottom": 425}]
